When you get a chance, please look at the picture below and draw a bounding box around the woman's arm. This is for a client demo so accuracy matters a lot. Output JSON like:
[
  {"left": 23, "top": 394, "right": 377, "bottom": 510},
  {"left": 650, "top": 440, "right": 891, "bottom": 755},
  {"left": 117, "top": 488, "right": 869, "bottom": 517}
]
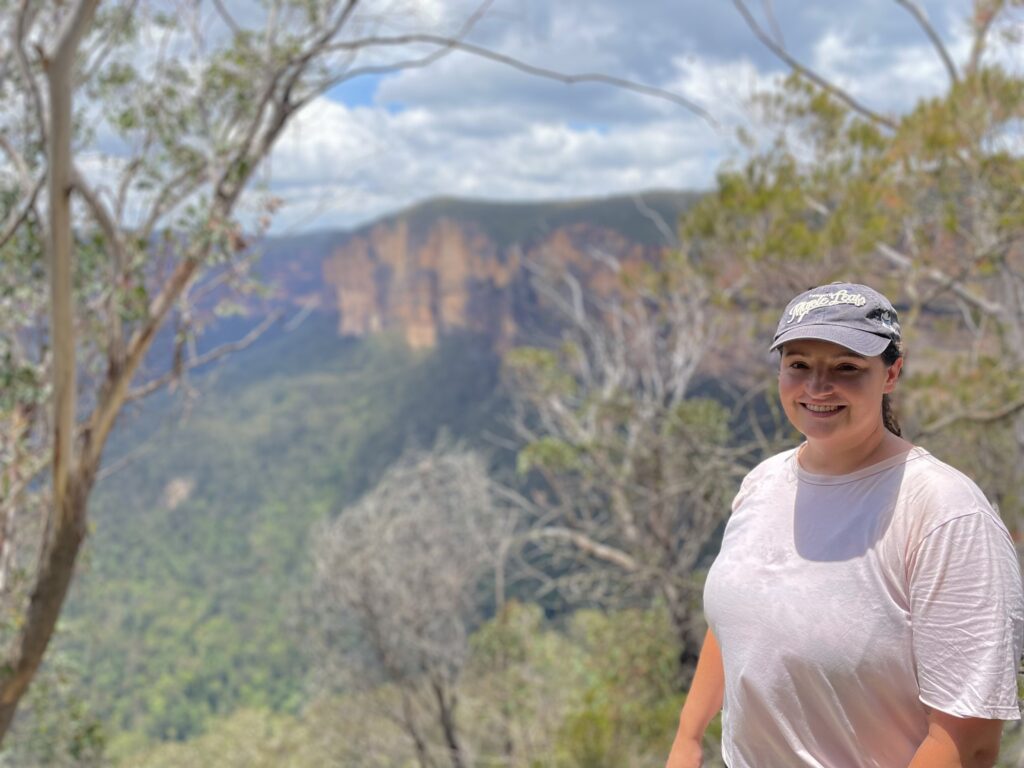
[
  {"left": 665, "top": 628, "right": 725, "bottom": 768},
  {"left": 906, "top": 709, "right": 1003, "bottom": 768}
]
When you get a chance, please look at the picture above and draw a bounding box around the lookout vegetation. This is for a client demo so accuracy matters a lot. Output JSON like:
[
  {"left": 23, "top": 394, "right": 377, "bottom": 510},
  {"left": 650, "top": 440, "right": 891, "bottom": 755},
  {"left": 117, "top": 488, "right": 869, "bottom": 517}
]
[{"left": 1, "top": 0, "right": 1023, "bottom": 766}]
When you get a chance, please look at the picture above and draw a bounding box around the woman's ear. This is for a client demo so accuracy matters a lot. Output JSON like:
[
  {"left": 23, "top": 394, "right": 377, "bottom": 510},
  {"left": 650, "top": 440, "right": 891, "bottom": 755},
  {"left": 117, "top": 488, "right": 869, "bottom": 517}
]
[{"left": 883, "top": 357, "right": 903, "bottom": 393}]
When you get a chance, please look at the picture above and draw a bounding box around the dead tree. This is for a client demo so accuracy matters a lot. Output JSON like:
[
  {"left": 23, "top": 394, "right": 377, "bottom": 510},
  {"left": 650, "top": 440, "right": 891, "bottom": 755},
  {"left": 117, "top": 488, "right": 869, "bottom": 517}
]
[
  {"left": 312, "top": 448, "right": 515, "bottom": 768},
  {"left": 505, "top": 247, "right": 767, "bottom": 680}
]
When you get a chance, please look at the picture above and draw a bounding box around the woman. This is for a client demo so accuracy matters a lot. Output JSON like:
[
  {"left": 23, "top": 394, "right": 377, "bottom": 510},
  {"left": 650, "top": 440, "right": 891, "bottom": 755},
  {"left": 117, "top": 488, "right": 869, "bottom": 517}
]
[{"left": 666, "top": 283, "right": 1024, "bottom": 768}]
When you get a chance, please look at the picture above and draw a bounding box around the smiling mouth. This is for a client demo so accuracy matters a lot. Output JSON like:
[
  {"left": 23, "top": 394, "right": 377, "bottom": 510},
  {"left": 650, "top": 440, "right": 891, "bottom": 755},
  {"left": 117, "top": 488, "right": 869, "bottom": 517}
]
[{"left": 802, "top": 403, "right": 845, "bottom": 413}]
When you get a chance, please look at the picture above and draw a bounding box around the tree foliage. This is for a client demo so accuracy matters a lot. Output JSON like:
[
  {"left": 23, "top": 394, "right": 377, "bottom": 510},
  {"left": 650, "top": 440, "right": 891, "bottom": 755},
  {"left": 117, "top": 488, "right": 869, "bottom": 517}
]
[
  {"left": 685, "top": 3, "right": 1024, "bottom": 525},
  {"left": 312, "top": 446, "right": 516, "bottom": 768},
  {"left": 505, "top": 252, "right": 766, "bottom": 679},
  {"left": 122, "top": 602, "right": 700, "bottom": 768}
]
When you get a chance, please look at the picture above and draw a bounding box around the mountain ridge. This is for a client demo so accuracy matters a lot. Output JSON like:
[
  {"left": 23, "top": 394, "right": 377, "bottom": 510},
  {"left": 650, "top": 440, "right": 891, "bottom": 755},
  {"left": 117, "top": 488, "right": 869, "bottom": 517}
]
[{"left": 255, "top": 189, "right": 701, "bottom": 350}]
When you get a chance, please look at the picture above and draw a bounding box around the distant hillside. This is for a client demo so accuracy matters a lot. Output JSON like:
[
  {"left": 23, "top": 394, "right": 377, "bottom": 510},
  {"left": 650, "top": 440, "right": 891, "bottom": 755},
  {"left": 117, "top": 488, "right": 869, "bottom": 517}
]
[
  {"left": 367, "top": 191, "right": 699, "bottom": 249},
  {"left": 255, "top": 190, "right": 700, "bottom": 350},
  {"left": 60, "top": 318, "right": 507, "bottom": 757},
  {"left": 51, "top": 191, "right": 699, "bottom": 761}
]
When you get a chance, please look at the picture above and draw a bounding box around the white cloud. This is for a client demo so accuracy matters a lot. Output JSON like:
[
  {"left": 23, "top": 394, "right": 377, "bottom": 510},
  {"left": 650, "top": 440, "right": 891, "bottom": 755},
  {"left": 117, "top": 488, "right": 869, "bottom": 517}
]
[
  {"left": 206, "top": 0, "right": 1009, "bottom": 232},
  {"left": 262, "top": 89, "right": 723, "bottom": 231},
  {"left": 41, "top": 0, "right": 996, "bottom": 238},
  {"left": 810, "top": 30, "right": 950, "bottom": 112}
]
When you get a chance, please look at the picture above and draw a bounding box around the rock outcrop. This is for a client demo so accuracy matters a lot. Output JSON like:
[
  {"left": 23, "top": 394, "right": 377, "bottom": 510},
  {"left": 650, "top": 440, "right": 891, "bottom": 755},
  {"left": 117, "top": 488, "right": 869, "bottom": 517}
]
[{"left": 319, "top": 193, "right": 696, "bottom": 349}]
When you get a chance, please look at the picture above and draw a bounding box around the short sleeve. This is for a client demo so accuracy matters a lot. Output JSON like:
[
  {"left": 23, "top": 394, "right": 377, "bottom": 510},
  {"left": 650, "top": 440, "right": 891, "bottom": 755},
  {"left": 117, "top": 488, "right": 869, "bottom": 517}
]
[{"left": 909, "top": 511, "right": 1024, "bottom": 720}]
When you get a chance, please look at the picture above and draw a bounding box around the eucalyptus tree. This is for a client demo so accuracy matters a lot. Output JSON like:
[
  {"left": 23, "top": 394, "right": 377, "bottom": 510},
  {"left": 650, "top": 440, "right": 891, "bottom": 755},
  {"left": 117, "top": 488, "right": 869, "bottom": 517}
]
[
  {"left": 683, "top": 0, "right": 1024, "bottom": 512},
  {"left": 0, "top": 0, "right": 714, "bottom": 745}
]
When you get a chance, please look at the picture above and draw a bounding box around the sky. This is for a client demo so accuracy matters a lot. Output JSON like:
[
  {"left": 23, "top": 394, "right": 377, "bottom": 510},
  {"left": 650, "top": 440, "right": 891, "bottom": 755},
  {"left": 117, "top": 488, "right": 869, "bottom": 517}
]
[{"left": 235, "top": 0, "right": 1017, "bottom": 232}]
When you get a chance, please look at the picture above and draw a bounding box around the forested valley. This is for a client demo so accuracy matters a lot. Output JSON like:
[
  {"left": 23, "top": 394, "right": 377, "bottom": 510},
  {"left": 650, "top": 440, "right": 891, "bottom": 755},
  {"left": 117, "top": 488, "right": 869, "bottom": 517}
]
[
  {"left": 2, "top": 0, "right": 1023, "bottom": 766},
  {"left": 11, "top": 176, "right": 1024, "bottom": 766}
]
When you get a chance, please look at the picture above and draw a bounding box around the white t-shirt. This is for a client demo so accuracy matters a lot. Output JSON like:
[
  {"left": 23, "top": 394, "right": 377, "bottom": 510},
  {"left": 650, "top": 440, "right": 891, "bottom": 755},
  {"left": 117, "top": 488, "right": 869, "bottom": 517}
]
[{"left": 704, "top": 445, "right": 1024, "bottom": 768}]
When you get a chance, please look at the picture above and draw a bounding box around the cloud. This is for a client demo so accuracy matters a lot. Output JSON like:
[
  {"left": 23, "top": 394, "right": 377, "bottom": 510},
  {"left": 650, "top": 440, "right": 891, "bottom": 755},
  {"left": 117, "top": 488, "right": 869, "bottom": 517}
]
[
  {"left": 264, "top": 91, "right": 723, "bottom": 231},
  {"left": 38, "top": 0, "right": 1008, "bottom": 239},
  {"left": 809, "top": 29, "right": 951, "bottom": 112},
  {"left": 244, "top": 0, "right": 990, "bottom": 231}
]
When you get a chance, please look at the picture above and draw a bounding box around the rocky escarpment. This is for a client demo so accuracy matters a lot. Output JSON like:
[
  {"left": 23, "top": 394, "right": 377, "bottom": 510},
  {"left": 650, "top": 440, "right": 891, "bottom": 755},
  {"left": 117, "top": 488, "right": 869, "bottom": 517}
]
[
  {"left": 319, "top": 192, "right": 697, "bottom": 349},
  {"left": 323, "top": 217, "right": 517, "bottom": 349}
]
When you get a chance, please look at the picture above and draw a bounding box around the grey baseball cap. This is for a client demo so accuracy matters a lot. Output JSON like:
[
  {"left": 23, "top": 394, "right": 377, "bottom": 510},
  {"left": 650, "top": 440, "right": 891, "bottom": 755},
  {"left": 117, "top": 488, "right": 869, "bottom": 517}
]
[{"left": 769, "top": 282, "right": 901, "bottom": 356}]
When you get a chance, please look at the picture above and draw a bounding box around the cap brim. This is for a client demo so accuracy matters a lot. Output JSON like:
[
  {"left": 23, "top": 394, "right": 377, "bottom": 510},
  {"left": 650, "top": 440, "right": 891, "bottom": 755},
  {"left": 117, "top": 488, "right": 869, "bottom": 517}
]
[{"left": 769, "top": 324, "right": 892, "bottom": 356}]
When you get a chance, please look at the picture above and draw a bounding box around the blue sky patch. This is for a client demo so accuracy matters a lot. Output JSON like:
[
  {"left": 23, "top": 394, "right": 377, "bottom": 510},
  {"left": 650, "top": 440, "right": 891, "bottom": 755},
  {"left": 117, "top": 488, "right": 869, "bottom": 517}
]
[
  {"left": 568, "top": 121, "right": 610, "bottom": 136},
  {"left": 326, "top": 73, "right": 407, "bottom": 114},
  {"left": 326, "top": 74, "right": 384, "bottom": 108}
]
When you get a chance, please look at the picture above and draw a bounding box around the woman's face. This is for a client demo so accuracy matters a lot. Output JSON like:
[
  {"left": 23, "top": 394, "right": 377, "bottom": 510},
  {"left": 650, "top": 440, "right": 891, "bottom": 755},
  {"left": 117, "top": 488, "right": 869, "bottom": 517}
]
[{"left": 778, "top": 339, "right": 902, "bottom": 448}]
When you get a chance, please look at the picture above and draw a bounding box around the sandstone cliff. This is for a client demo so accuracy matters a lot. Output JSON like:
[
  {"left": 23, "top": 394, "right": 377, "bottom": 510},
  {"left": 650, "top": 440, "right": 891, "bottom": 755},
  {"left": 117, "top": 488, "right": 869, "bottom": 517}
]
[{"left": 320, "top": 192, "right": 697, "bottom": 349}]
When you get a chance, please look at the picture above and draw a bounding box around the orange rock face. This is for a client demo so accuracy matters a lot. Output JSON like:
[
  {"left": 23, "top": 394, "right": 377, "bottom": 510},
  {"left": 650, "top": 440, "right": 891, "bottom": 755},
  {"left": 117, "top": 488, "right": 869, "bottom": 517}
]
[{"left": 322, "top": 215, "right": 667, "bottom": 350}]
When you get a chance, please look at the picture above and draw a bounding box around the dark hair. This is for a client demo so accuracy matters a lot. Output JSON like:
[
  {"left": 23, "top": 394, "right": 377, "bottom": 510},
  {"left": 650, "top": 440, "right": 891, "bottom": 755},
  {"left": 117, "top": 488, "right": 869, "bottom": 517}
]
[{"left": 880, "top": 341, "right": 903, "bottom": 437}]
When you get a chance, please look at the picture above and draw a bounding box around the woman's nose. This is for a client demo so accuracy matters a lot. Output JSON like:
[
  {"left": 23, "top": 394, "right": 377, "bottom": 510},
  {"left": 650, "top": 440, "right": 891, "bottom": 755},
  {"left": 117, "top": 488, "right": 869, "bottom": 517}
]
[{"left": 806, "top": 370, "right": 834, "bottom": 394}]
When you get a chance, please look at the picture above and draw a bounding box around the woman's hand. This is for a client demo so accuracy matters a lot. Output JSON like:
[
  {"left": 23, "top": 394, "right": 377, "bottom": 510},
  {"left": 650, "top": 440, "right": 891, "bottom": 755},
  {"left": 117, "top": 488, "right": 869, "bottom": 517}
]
[{"left": 665, "top": 736, "right": 703, "bottom": 768}]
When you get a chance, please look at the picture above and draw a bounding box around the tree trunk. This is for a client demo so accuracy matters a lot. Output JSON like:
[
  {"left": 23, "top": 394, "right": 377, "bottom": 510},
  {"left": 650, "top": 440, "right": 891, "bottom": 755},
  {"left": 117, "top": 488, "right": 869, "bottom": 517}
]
[
  {"left": 0, "top": 0, "right": 100, "bottom": 745},
  {"left": 0, "top": 471, "right": 91, "bottom": 736},
  {"left": 432, "top": 680, "right": 466, "bottom": 768},
  {"left": 662, "top": 581, "right": 704, "bottom": 688},
  {"left": 400, "top": 689, "right": 434, "bottom": 768}
]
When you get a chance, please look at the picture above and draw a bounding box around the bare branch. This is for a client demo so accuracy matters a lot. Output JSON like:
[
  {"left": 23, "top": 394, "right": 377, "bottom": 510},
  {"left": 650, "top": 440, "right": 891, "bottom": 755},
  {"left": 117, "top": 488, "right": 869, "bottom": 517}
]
[
  {"left": 14, "top": 0, "right": 46, "bottom": 144},
  {"left": 313, "top": 448, "right": 506, "bottom": 766},
  {"left": 265, "top": 0, "right": 363, "bottom": 126},
  {"left": 522, "top": 527, "right": 639, "bottom": 573},
  {"left": 83, "top": 254, "right": 200, "bottom": 470},
  {"left": 113, "top": 158, "right": 143, "bottom": 225},
  {"left": 966, "top": 0, "right": 1004, "bottom": 76},
  {"left": 300, "top": 46, "right": 456, "bottom": 111},
  {"left": 0, "top": 173, "right": 44, "bottom": 251},
  {"left": 212, "top": 69, "right": 286, "bottom": 200},
  {"left": 0, "top": 135, "right": 32, "bottom": 191},
  {"left": 82, "top": 0, "right": 141, "bottom": 83},
  {"left": 875, "top": 242, "right": 1004, "bottom": 316},
  {"left": 126, "top": 311, "right": 281, "bottom": 402},
  {"left": 93, "top": 437, "right": 157, "bottom": 484},
  {"left": 304, "top": 0, "right": 495, "bottom": 99},
  {"left": 631, "top": 194, "right": 679, "bottom": 248},
  {"left": 325, "top": 34, "right": 719, "bottom": 129},
  {"left": 894, "top": 0, "right": 959, "bottom": 84},
  {"left": 760, "top": 0, "right": 785, "bottom": 48},
  {"left": 70, "top": 165, "right": 126, "bottom": 271},
  {"left": 139, "top": 168, "right": 204, "bottom": 242},
  {"left": 211, "top": 0, "right": 242, "bottom": 37},
  {"left": 449, "top": 0, "right": 498, "bottom": 39},
  {"left": 297, "top": 0, "right": 496, "bottom": 111},
  {"left": 800, "top": 196, "right": 1006, "bottom": 326},
  {"left": 916, "top": 395, "right": 1024, "bottom": 436},
  {"left": 732, "top": 0, "right": 898, "bottom": 130}
]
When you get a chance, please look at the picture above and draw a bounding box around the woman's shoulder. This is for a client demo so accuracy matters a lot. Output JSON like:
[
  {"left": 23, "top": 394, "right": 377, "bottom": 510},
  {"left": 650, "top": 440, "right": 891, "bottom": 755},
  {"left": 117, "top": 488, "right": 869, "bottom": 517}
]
[
  {"left": 746, "top": 446, "right": 800, "bottom": 482},
  {"left": 734, "top": 447, "right": 800, "bottom": 498},
  {"left": 901, "top": 447, "right": 991, "bottom": 506},
  {"left": 899, "top": 446, "right": 1004, "bottom": 537}
]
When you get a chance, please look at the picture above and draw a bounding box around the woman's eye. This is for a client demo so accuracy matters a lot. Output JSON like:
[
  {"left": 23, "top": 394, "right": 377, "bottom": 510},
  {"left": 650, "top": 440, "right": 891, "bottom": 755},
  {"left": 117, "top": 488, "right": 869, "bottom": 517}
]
[
  {"left": 837, "top": 364, "right": 861, "bottom": 373},
  {"left": 788, "top": 361, "right": 808, "bottom": 369}
]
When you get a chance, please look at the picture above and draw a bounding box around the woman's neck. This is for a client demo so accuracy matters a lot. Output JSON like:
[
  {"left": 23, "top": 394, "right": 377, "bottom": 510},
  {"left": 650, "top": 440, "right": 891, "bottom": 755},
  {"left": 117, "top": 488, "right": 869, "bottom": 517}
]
[{"left": 798, "top": 427, "right": 912, "bottom": 476}]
